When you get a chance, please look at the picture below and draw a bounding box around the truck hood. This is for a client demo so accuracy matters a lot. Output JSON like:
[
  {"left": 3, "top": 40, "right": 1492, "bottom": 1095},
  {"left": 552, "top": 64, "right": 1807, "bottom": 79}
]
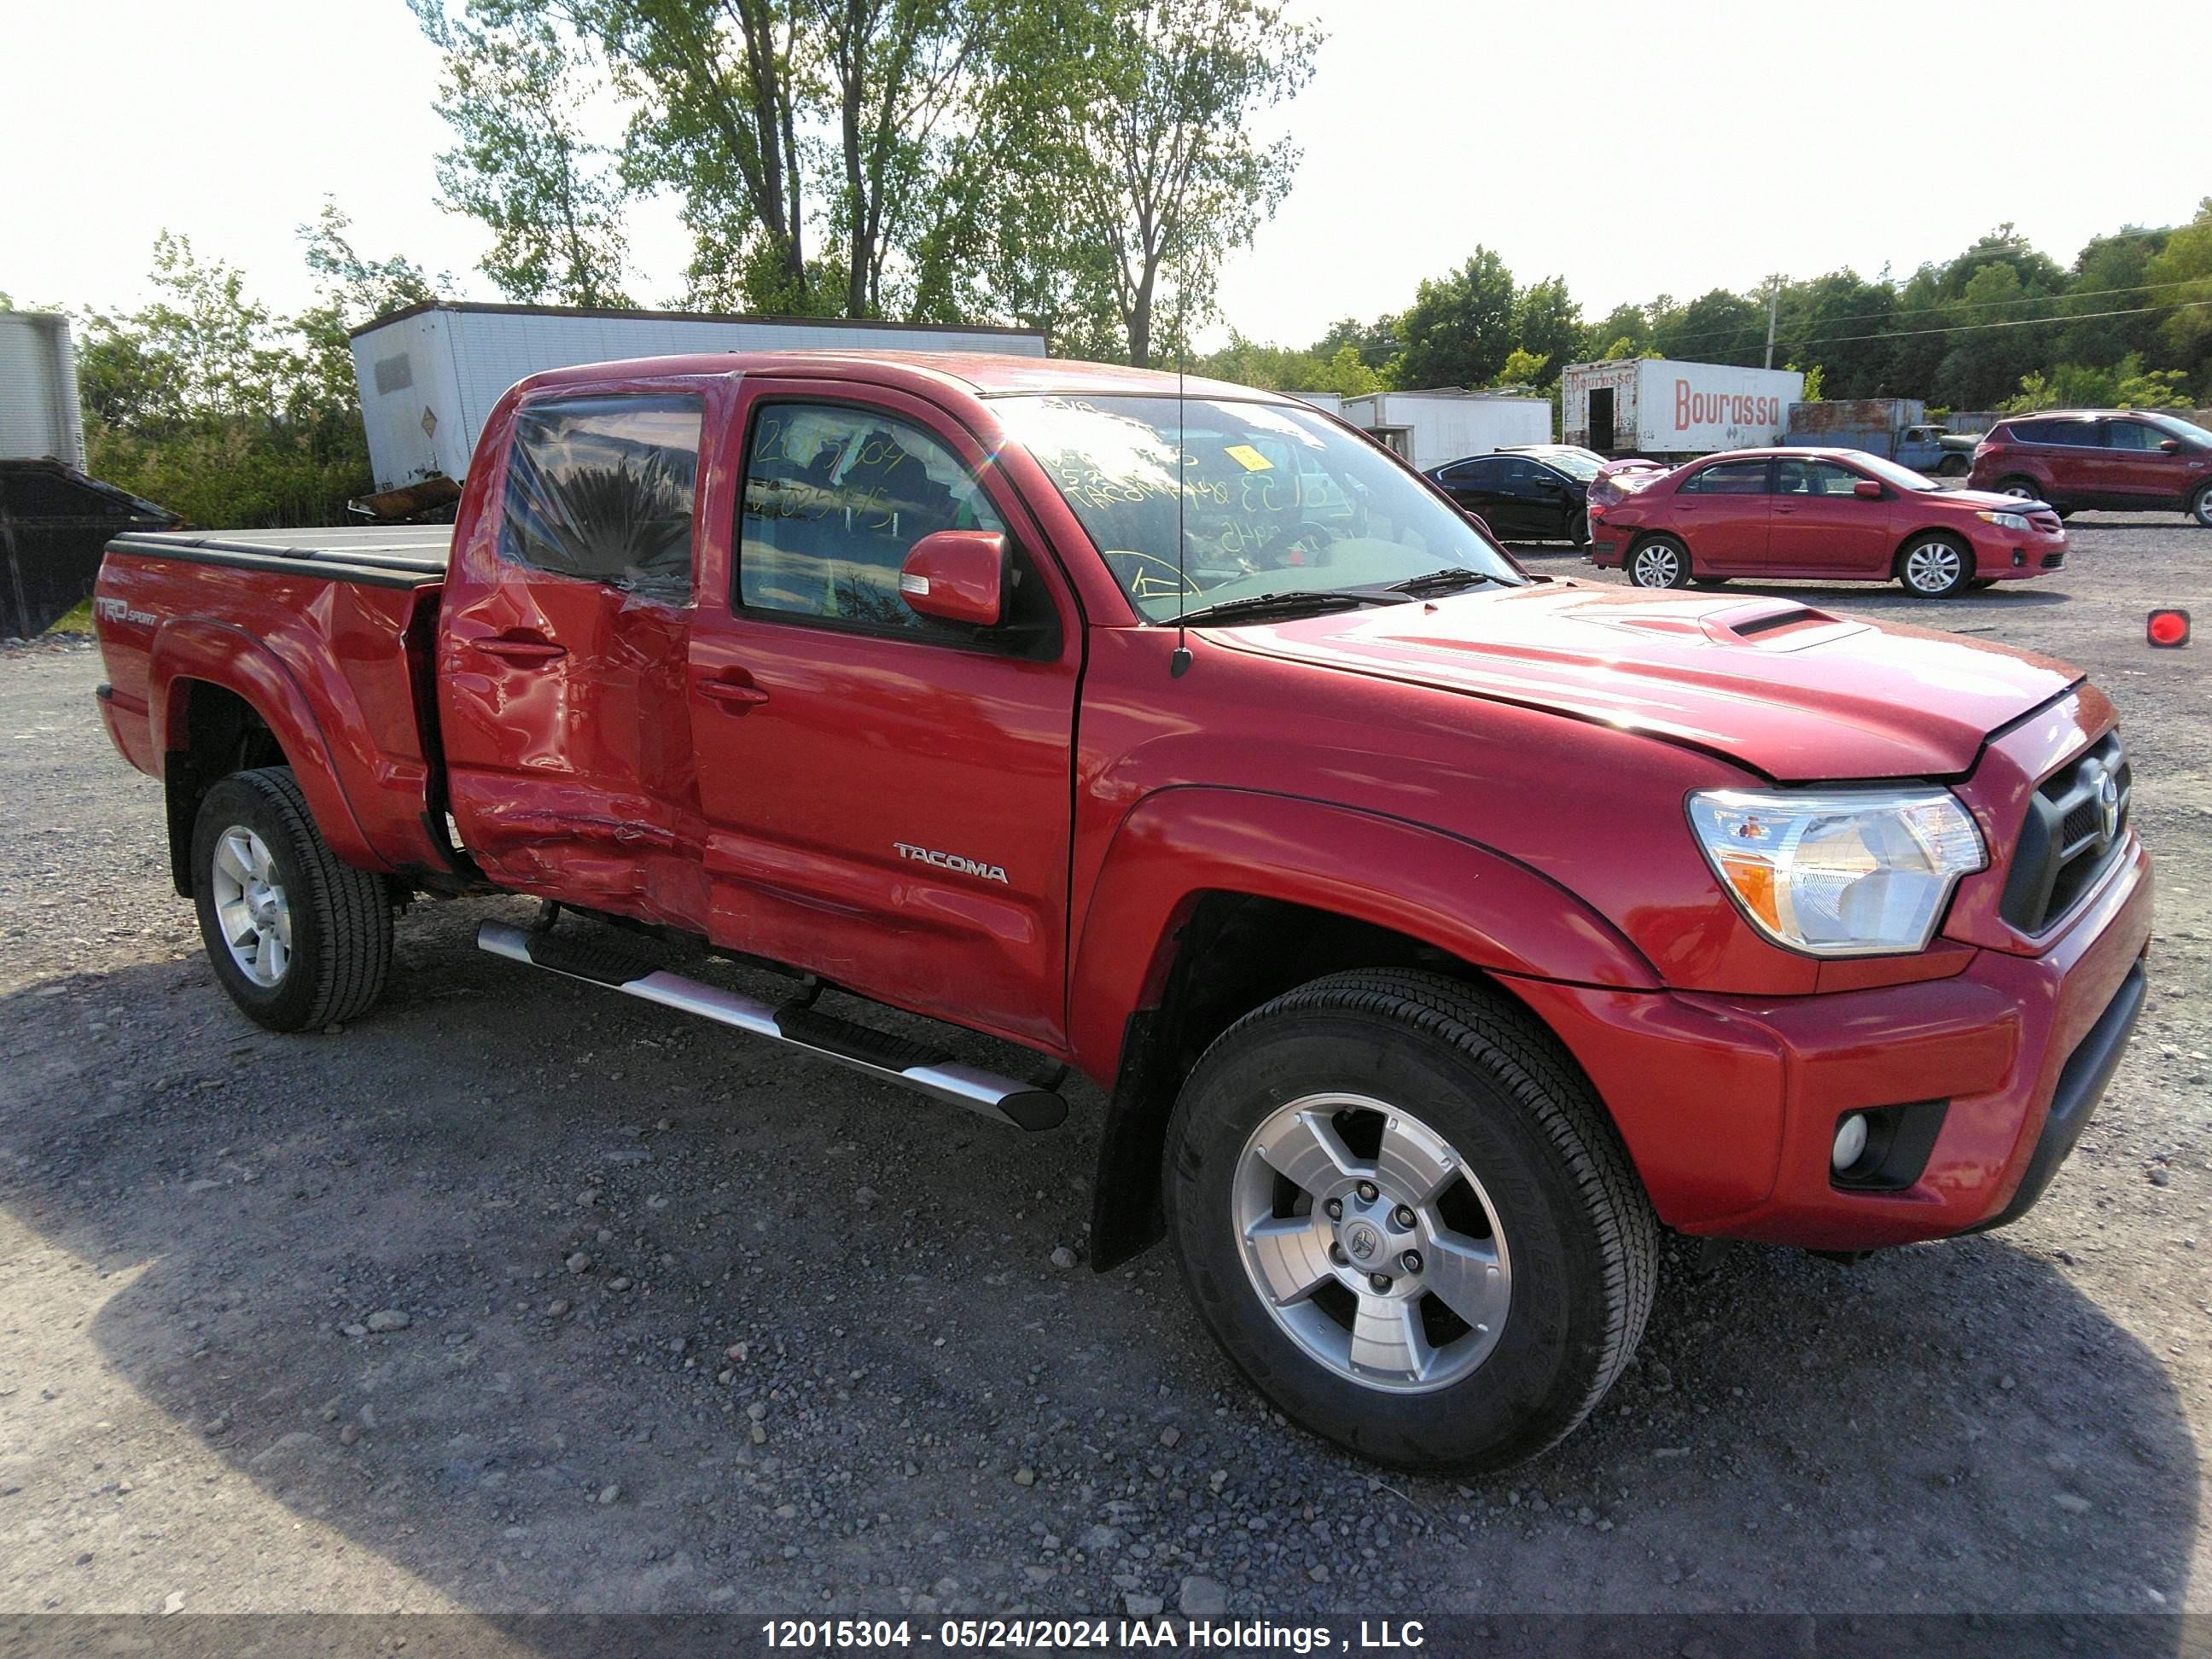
[{"left": 1217, "top": 582, "right": 2080, "bottom": 782}]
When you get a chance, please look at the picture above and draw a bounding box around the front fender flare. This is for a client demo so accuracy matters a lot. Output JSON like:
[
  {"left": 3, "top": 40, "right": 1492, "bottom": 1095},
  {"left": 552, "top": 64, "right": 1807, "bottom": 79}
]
[{"left": 1066, "top": 786, "right": 1660, "bottom": 1083}]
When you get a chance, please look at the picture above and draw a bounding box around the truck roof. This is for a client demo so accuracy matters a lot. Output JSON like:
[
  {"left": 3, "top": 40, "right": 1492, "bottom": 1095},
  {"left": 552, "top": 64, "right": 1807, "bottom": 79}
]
[{"left": 517, "top": 350, "right": 1278, "bottom": 404}]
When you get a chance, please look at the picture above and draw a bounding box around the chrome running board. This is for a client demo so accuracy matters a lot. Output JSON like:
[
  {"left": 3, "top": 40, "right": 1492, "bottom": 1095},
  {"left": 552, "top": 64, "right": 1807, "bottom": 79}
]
[{"left": 475, "top": 921, "right": 1067, "bottom": 1132}]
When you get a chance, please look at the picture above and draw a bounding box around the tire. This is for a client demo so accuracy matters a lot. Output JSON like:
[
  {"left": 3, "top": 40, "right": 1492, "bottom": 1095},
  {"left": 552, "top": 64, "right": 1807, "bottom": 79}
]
[
  {"left": 1936, "top": 455, "right": 1969, "bottom": 478},
  {"left": 1566, "top": 509, "right": 1590, "bottom": 548},
  {"left": 2192, "top": 482, "right": 2212, "bottom": 527},
  {"left": 1162, "top": 969, "right": 1657, "bottom": 1472},
  {"left": 1995, "top": 475, "right": 2043, "bottom": 504},
  {"left": 1627, "top": 536, "right": 1691, "bottom": 590},
  {"left": 190, "top": 766, "right": 393, "bottom": 1033},
  {"left": 1896, "top": 533, "right": 1973, "bottom": 598}
]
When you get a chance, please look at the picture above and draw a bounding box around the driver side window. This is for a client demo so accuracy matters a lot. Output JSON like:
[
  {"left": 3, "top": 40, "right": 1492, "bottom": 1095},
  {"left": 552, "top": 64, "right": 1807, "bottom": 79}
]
[{"left": 736, "top": 402, "right": 1056, "bottom": 651}]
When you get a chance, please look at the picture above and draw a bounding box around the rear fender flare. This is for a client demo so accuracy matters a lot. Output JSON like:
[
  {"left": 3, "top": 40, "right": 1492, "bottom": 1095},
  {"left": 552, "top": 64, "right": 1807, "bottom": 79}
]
[{"left": 149, "top": 620, "right": 385, "bottom": 873}]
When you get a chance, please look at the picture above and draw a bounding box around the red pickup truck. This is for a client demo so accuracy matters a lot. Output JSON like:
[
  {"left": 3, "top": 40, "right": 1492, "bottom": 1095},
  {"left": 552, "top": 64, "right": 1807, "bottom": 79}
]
[{"left": 91, "top": 351, "right": 2151, "bottom": 1471}]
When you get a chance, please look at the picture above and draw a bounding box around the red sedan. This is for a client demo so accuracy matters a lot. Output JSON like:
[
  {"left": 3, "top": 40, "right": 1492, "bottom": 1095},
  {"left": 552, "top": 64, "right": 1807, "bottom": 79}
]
[{"left": 1587, "top": 446, "right": 2068, "bottom": 597}]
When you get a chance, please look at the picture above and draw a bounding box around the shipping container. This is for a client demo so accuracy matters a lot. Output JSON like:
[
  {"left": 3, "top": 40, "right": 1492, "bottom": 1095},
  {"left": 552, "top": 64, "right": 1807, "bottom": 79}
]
[
  {"left": 1338, "top": 389, "right": 1551, "bottom": 471},
  {"left": 1560, "top": 359, "right": 1803, "bottom": 458},
  {"left": 348, "top": 301, "right": 1051, "bottom": 493},
  {"left": 0, "top": 311, "right": 87, "bottom": 471}
]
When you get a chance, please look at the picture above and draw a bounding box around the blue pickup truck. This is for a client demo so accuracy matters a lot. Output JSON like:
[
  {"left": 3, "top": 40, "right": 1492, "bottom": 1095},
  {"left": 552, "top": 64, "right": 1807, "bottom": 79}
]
[{"left": 1784, "top": 399, "right": 1954, "bottom": 474}]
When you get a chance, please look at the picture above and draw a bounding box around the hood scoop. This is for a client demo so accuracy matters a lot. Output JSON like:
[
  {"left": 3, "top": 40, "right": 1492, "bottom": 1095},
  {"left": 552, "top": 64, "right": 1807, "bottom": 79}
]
[{"left": 1575, "top": 595, "right": 1871, "bottom": 652}]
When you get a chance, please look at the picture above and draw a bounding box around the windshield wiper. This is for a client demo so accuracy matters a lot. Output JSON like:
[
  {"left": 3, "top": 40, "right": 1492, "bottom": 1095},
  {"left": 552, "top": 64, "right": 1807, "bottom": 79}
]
[
  {"left": 1175, "top": 590, "right": 1391, "bottom": 627},
  {"left": 1385, "top": 568, "right": 1505, "bottom": 598}
]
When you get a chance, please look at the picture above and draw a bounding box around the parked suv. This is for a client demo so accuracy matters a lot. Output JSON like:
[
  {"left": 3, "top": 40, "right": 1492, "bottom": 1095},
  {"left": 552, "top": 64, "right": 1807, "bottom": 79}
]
[{"left": 1969, "top": 409, "right": 2212, "bottom": 525}]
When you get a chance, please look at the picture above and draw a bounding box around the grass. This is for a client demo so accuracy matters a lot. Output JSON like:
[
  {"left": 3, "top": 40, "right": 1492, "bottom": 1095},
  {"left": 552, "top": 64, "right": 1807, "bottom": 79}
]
[{"left": 42, "top": 599, "right": 95, "bottom": 637}]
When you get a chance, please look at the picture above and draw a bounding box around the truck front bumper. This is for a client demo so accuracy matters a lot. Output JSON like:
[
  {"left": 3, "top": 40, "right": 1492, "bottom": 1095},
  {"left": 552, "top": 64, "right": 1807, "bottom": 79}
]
[{"left": 1510, "top": 835, "right": 2152, "bottom": 1251}]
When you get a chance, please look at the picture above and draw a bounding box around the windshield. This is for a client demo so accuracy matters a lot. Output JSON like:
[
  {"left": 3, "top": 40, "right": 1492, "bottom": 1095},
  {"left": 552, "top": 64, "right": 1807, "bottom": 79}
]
[
  {"left": 1851, "top": 452, "right": 1939, "bottom": 492},
  {"left": 995, "top": 394, "right": 1522, "bottom": 622},
  {"left": 2148, "top": 412, "right": 2212, "bottom": 448},
  {"left": 1523, "top": 449, "right": 1603, "bottom": 481}
]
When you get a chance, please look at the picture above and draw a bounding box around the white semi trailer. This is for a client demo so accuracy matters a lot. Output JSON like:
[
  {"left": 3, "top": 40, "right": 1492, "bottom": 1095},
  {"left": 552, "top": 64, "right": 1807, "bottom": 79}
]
[
  {"left": 1560, "top": 358, "right": 1804, "bottom": 458},
  {"left": 1339, "top": 389, "right": 1552, "bottom": 471},
  {"left": 347, "top": 301, "right": 1051, "bottom": 494}
]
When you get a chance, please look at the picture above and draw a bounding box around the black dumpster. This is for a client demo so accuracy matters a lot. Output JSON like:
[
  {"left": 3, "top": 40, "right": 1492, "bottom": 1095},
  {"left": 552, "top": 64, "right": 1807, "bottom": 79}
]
[{"left": 0, "top": 460, "right": 178, "bottom": 637}]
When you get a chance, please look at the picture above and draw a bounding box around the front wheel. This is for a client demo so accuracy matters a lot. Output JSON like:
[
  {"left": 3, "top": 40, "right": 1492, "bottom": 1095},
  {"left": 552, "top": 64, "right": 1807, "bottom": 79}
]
[
  {"left": 191, "top": 766, "right": 393, "bottom": 1032},
  {"left": 1627, "top": 536, "right": 1691, "bottom": 589},
  {"left": 2192, "top": 482, "right": 2212, "bottom": 527},
  {"left": 1163, "top": 969, "right": 1656, "bottom": 1472},
  {"left": 1898, "top": 534, "right": 1972, "bottom": 597}
]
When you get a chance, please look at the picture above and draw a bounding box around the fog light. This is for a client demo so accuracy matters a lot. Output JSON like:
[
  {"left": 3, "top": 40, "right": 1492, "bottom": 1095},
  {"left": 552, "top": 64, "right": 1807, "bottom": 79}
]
[{"left": 1832, "top": 1113, "right": 1870, "bottom": 1172}]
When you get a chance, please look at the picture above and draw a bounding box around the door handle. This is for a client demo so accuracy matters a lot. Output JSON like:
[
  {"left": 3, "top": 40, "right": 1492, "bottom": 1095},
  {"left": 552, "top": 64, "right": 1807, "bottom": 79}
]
[
  {"left": 470, "top": 635, "right": 567, "bottom": 663},
  {"left": 1774, "top": 505, "right": 1800, "bottom": 515},
  {"left": 698, "top": 677, "right": 771, "bottom": 711}
]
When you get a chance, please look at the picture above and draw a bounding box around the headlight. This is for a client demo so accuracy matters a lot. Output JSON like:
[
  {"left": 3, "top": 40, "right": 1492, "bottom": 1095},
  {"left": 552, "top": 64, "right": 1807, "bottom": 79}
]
[
  {"left": 1976, "top": 509, "right": 2033, "bottom": 532},
  {"left": 1687, "top": 789, "right": 1987, "bottom": 957}
]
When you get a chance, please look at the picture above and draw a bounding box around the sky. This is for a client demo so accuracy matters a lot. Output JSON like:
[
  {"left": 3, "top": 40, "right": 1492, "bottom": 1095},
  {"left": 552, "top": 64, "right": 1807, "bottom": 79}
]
[{"left": 5, "top": 0, "right": 2204, "bottom": 350}]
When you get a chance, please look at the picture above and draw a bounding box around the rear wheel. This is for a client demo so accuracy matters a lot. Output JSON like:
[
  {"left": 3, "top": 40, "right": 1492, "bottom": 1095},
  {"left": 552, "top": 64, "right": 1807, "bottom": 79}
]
[
  {"left": 1995, "top": 475, "right": 2043, "bottom": 504},
  {"left": 1936, "top": 455, "right": 1969, "bottom": 478},
  {"left": 1627, "top": 536, "right": 1691, "bottom": 590},
  {"left": 1897, "top": 533, "right": 1972, "bottom": 598},
  {"left": 1163, "top": 969, "right": 1656, "bottom": 1472},
  {"left": 2192, "top": 482, "right": 2212, "bottom": 527},
  {"left": 191, "top": 767, "right": 393, "bottom": 1032},
  {"left": 1566, "top": 509, "right": 1590, "bottom": 548}
]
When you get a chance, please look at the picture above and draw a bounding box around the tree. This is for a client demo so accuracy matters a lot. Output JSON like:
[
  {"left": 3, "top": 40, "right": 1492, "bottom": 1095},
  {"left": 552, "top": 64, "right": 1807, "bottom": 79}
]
[
  {"left": 293, "top": 201, "right": 445, "bottom": 425},
  {"left": 411, "top": 0, "right": 632, "bottom": 306},
  {"left": 1317, "top": 313, "right": 1400, "bottom": 372},
  {"left": 1653, "top": 288, "right": 1765, "bottom": 365},
  {"left": 1510, "top": 276, "right": 1580, "bottom": 387},
  {"left": 1580, "top": 301, "right": 1650, "bottom": 361},
  {"left": 2143, "top": 199, "right": 2212, "bottom": 396},
  {"left": 1391, "top": 247, "right": 1516, "bottom": 388},
  {"left": 1027, "top": 0, "right": 1320, "bottom": 364},
  {"left": 1493, "top": 347, "right": 1548, "bottom": 388}
]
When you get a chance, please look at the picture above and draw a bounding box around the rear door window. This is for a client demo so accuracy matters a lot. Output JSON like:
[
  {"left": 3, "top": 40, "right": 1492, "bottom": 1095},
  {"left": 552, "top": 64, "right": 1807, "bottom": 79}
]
[
  {"left": 1681, "top": 460, "right": 1772, "bottom": 495},
  {"left": 500, "top": 394, "right": 705, "bottom": 602}
]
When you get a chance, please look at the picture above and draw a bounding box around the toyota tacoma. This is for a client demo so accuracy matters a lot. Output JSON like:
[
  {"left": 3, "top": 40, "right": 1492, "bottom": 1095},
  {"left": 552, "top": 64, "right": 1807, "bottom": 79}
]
[{"left": 90, "top": 351, "right": 2151, "bottom": 1470}]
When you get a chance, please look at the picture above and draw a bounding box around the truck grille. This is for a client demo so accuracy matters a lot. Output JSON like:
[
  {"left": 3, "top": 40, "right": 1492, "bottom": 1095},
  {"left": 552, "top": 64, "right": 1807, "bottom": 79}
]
[{"left": 1999, "top": 734, "right": 2131, "bottom": 935}]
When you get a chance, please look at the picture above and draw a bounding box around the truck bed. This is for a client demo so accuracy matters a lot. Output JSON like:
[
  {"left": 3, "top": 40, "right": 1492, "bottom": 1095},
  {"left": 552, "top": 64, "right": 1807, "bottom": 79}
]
[{"left": 103, "top": 526, "right": 451, "bottom": 589}]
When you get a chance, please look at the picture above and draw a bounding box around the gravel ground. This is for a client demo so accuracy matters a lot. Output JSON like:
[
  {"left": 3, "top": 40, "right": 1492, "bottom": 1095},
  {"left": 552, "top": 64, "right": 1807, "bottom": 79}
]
[{"left": 0, "top": 512, "right": 2207, "bottom": 1621}]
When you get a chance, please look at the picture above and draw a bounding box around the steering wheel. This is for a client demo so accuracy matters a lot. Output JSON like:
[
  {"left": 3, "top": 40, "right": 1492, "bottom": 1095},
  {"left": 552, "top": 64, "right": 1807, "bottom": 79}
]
[
  {"left": 1103, "top": 548, "right": 1202, "bottom": 602},
  {"left": 1285, "top": 520, "right": 1342, "bottom": 560}
]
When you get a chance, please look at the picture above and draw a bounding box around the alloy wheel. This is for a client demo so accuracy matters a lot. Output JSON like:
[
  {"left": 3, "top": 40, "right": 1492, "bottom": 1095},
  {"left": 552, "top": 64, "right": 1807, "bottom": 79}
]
[
  {"left": 209, "top": 825, "right": 292, "bottom": 987},
  {"left": 1903, "top": 540, "right": 1964, "bottom": 595},
  {"left": 1631, "top": 544, "right": 1679, "bottom": 587},
  {"left": 1233, "top": 1093, "right": 1511, "bottom": 1394}
]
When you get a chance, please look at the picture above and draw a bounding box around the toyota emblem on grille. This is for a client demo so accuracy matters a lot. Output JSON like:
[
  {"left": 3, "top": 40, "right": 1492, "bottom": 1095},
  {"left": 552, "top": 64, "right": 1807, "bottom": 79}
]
[{"left": 2098, "top": 771, "right": 2121, "bottom": 840}]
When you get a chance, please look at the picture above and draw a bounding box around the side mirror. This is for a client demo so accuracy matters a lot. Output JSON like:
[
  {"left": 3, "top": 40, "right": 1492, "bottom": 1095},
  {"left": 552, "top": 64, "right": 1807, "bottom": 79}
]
[
  {"left": 899, "top": 529, "right": 1008, "bottom": 627},
  {"left": 1853, "top": 480, "right": 1883, "bottom": 499},
  {"left": 2160, "top": 438, "right": 2183, "bottom": 453}
]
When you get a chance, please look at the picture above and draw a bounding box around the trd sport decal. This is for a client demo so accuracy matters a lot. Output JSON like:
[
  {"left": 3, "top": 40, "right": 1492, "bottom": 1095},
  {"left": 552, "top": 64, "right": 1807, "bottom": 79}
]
[{"left": 893, "top": 842, "right": 1010, "bottom": 884}]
